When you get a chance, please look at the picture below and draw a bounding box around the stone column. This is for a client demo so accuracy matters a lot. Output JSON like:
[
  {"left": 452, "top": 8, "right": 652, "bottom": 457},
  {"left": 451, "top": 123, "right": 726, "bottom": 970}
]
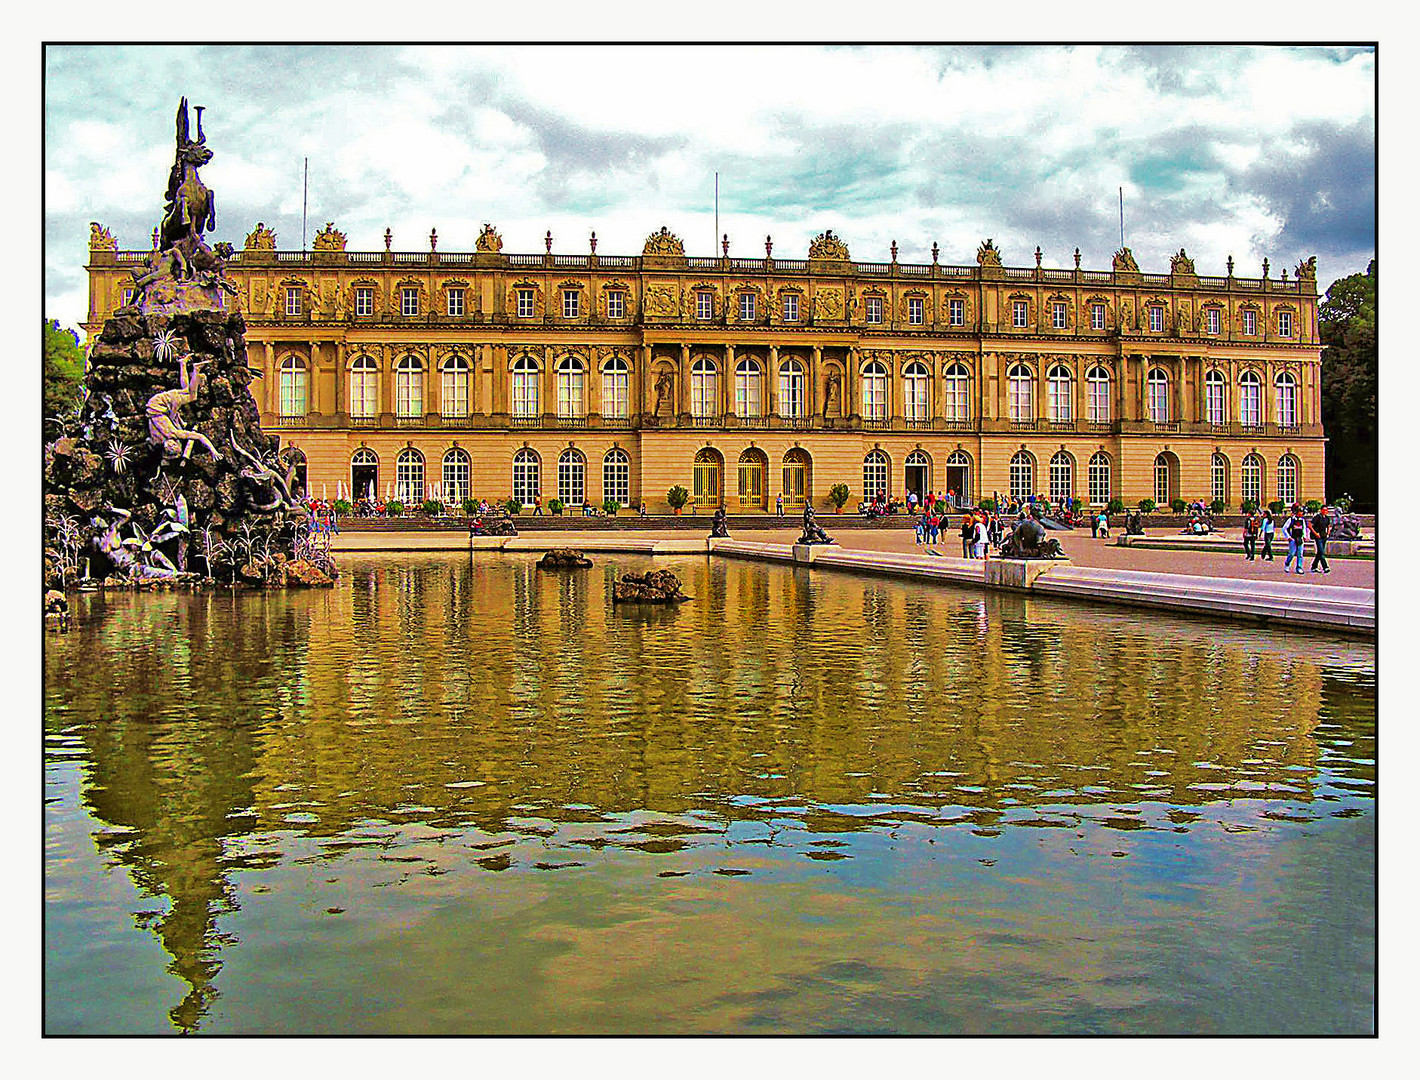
[
  {"left": 725, "top": 343, "right": 736, "bottom": 417},
  {"left": 334, "top": 340, "right": 345, "bottom": 417},
  {"left": 680, "top": 343, "right": 692, "bottom": 416},
  {"left": 639, "top": 344, "right": 652, "bottom": 416},
  {"left": 380, "top": 345, "right": 395, "bottom": 418},
  {"left": 809, "top": 344, "right": 822, "bottom": 420},
  {"left": 262, "top": 341, "right": 275, "bottom": 416},
  {"left": 769, "top": 344, "right": 780, "bottom": 415},
  {"left": 846, "top": 347, "right": 859, "bottom": 417}
]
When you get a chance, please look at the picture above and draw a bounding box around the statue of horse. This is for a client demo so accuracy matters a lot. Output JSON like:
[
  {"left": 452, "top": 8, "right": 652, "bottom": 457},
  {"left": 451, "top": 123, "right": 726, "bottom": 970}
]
[{"left": 158, "top": 98, "right": 216, "bottom": 273}]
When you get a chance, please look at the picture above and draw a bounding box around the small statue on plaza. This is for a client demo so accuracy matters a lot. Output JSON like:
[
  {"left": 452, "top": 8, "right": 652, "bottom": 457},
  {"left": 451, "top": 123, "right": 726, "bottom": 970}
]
[
  {"left": 999, "top": 513, "right": 1066, "bottom": 559},
  {"left": 709, "top": 507, "right": 730, "bottom": 538},
  {"left": 1330, "top": 509, "right": 1363, "bottom": 542},
  {"left": 146, "top": 354, "right": 222, "bottom": 462},
  {"left": 797, "top": 504, "right": 835, "bottom": 545},
  {"left": 1125, "top": 511, "right": 1146, "bottom": 536}
]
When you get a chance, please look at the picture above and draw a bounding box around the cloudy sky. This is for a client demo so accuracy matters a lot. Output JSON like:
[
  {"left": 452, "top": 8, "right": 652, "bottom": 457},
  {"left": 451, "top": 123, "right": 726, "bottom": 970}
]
[{"left": 44, "top": 44, "right": 1375, "bottom": 338}]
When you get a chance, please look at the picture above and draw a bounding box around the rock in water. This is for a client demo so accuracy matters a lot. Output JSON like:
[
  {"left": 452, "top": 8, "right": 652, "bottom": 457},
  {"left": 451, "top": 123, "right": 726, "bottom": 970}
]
[
  {"left": 537, "top": 548, "right": 592, "bottom": 569},
  {"left": 283, "top": 559, "right": 334, "bottom": 587},
  {"left": 612, "top": 569, "right": 688, "bottom": 603}
]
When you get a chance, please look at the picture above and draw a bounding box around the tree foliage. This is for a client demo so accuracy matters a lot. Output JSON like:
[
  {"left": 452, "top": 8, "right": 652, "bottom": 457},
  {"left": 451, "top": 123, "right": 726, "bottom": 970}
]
[
  {"left": 1319, "top": 260, "right": 1376, "bottom": 507},
  {"left": 44, "top": 319, "right": 85, "bottom": 440}
]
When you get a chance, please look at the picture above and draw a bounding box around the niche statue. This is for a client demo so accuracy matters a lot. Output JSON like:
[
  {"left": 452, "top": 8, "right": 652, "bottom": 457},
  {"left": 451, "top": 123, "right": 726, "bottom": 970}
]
[
  {"left": 999, "top": 514, "right": 1066, "bottom": 559},
  {"left": 797, "top": 504, "right": 835, "bottom": 545}
]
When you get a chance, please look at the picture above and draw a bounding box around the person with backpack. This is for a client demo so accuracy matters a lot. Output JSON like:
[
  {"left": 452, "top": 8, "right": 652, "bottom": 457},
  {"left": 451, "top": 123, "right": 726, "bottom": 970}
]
[
  {"left": 1309, "top": 505, "right": 1332, "bottom": 574},
  {"left": 1242, "top": 513, "right": 1259, "bottom": 560},
  {"left": 1260, "top": 508, "right": 1276, "bottom": 560},
  {"left": 1283, "top": 504, "right": 1308, "bottom": 574}
]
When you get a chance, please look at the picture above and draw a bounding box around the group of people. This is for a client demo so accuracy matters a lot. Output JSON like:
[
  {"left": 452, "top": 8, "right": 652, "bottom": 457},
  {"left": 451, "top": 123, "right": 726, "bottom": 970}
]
[
  {"left": 912, "top": 506, "right": 1009, "bottom": 558},
  {"left": 1242, "top": 503, "right": 1333, "bottom": 574}
]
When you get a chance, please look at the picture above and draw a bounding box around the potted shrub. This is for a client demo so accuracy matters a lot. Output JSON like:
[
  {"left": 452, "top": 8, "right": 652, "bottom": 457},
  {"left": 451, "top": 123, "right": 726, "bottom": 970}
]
[
  {"left": 1240, "top": 498, "right": 1259, "bottom": 514},
  {"left": 602, "top": 498, "right": 619, "bottom": 516},
  {"left": 548, "top": 498, "right": 565, "bottom": 516},
  {"left": 666, "top": 485, "right": 689, "bottom": 515},
  {"left": 828, "top": 483, "right": 851, "bottom": 512},
  {"left": 422, "top": 499, "right": 444, "bottom": 517},
  {"left": 386, "top": 499, "right": 405, "bottom": 517},
  {"left": 333, "top": 498, "right": 352, "bottom": 516},
  {"left": 1107, "top": 497, "right": 1125, "bottom": 515},
  {"left": 1138, "top": 498, "right": 1157, "bottom": 514},
  {"left": 1209, "top": 498, "right": 1225, "bottom": 515},
  {"left": 1170, "top": 498, "right": 1187, "bottom": 514},
  {"left": 978, "top": 497, "right": 997, "bottom": 513},
  {"left": 504, "top": 497, "right": 522, "bottom": 516},
  {"left": 462, "top": 498, "right": 478, "bottom": 517},
  {"left": 1268, "top": 500, "right": 1285, "bottom": 515},
  {"left": 1304, "top": 498, "right": 1323, "bottom": 513}
]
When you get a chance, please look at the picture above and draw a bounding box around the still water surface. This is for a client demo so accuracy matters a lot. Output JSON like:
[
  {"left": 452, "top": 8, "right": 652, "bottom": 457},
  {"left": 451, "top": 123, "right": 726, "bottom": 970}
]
[{"left": 44, "top": 553, "right": 1375, "bottom": 1034}]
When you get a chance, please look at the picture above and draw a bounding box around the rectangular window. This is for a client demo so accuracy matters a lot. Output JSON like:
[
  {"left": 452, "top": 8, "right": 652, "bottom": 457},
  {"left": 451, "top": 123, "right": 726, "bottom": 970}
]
[
  {"left": 562, "top": 290, "right": 580, "bottom": 318},
  {"left": 1148, "top": 306, "right": 1164, "bottom": 333},
  {"left": 1052, "top": 301, "right": 1067, "bottom": 329},
  {"left": 1012, "top": 300, "right": 1028, "bottom": 328},
  {"left": 1090, "top": 302, "right": 1105, "bottom": 330},
  {"left": 121, "top": 288, "right": 134, "bottom": 307},
  {"left": 739, "top": 293, "right": 756, "bottom": 321},
  {"left": 1278, "top": 310, "right": 1292, "bottom": 337},
  {"left": 783, "top": 293, "right": 799, "bottom": 322},
  {"left": 908, "top": 297, "right": 924, "bottom": 325},
  {"left": 285, "top": 287, "right": 301, "bottom": 317},
  {"left": 865, "top": 296, "right": 883, "bottom": 324},
  {"left": 446, "top": 288, "right": 464, "bottom": 317},
  {"left": 354, "top": 287, "right": 373, "bottom": 317},
  {"left": 401, "top": 288, "right": 419, "bottom": 317},
  {"left": 949, "top": 298, "right": 964, "bottom": 326},
  {"left": 517, "top": 290, "right": 535, "bottom": 318},
  {"left": 1242, "top": 309, "right": 1257, "bottom": 336},
  {"left": 1206, "top": 308, "right": 1220, "bottom": 335},
  {"left": 606, "top": 291, "right": 625, "bottom": 319},
  {"left": 697, "top": 291, "right": 713, "bottom": 320}
]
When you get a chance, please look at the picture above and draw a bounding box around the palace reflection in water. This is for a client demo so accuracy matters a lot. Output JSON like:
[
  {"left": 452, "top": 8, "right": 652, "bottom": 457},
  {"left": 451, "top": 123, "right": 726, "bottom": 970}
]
[{"left": 44, "top": 555, "right": 1375, "bottom": 1034}]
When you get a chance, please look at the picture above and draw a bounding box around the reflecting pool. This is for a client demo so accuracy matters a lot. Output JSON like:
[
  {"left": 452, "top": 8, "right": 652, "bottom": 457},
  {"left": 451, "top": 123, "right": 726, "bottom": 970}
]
[{"left": 44, "top": 553, "right": 1375, "bottom": 1034}]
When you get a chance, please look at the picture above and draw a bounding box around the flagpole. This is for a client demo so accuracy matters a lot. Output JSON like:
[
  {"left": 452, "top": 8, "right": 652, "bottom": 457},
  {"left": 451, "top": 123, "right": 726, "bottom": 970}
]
[
  {"left": 714, "top": 172, "right": 719, "bottom": 256},
  {"left": 302, "top": 157, "right": 309, "bottom": 255},
  {"left": 1119, "top": 187, "right": 1124, "bottom": 249}
]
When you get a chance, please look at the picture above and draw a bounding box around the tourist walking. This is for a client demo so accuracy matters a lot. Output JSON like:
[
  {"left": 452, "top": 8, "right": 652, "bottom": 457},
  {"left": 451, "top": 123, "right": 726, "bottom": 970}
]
[
  {"left": 907, "top": 489, "right": 918, "bottom": 514},
  {"left": 915, "top": 512, "right": 927, "bottom": 545},
  {"left": 960, "top": 513, "right": 975, "bottom": 557},
  {"left": 1242, "top": 513, "right": 1258, "bottom": 560},
  {"left": 1098, "top": 509, "right": 1109, "bottom": 539},
  {"left": 1283, "top": 504, "right": 1307, "bottom": 574},
  {"left": 974, "top": 513, "right": 989, "bottom": 558},
  {"left": 928, "top": 512, "right": 940, "bottom": 545},
  {"left": 1260, "top": 508, "right": 1275, "bottom": 560},
  {"left": 533, "top": 494, "right": 543, "bottom": 516},
  {"left": 776, "top": 493, "right": 784, "bottom": 517},
  {"left": 1090, "top": 510, "right": 1099, "bottom": 539},
  {"left": 1309, "top": 505, "right": 1332, "bottom": 574}
]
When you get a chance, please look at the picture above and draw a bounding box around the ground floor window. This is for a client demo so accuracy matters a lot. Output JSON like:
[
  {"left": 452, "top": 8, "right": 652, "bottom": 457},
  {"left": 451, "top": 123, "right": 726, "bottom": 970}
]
[
  {"left": 1153, "top": 455, "right": 1173, "bottom": 506},
  {"left": 1088, "top": 453, "right": 1110, "bottom": 504},
  {"left": 396, "top": 450, "right": 424, "bottom": 505},
  {"left": 603, "top": 450, "right": 630, "bottom": 506},
  {"left": 1276, "top": 454, "right": 1298, "bottom": 505},
  {"left": 1242, "top": 454, "right": 1263, "bottom": 504},
  {"left": 513, "top": 450, "right": 540, "bottom": 505},
  {"left": 558, "top": 451, "right": 586, "bottom": 506},
  {"left": 1048, "top": 452, "right": 1073, "bottom": 503},
  {"left": 1009, "top": 452, "right": 1033, "bottom": 500},
  {"left": 1211, "top": 454, "right": 1228, "bottom": 504},
  {"left": 863, "top": 452, "right": 889, "bottom": 502},
  {"left": 443, "top": 449, "right": 470, "bottom": 506}
]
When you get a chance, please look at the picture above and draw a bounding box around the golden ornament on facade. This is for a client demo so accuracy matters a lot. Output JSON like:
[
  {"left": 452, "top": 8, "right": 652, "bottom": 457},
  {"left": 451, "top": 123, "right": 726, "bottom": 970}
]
[
  {"left": 1169, "top": 248, "right": 1196, "bottom": 276},
  {"left": 642, "top": 227, "right": 685, "bottom": 257},
  {"left": 245, "top": 222, "right": 277, "bottom": 250},
  {"left": 88, "top": 222, "right": 117, "bottom": 251},
  {"left": 813, "top": 289, "right": 845, "bottom": 319},
  {"left": 476, "top": 224, "right": 503, "bottom": 253},
  {"left": 312, "top": 222, "right": 347, "bottom": 252},
  {"left": 976, "top": 239, "right": 1003, "bottom": 268},
  {"left": 808, "top": 229, "right": 850, "bottom": 261},
  {"left": 1113, "top": 247, "right": 1140, "bottom": 273},
  {"left": 643, "top": 283, "right": 679, "bottom": 316}
]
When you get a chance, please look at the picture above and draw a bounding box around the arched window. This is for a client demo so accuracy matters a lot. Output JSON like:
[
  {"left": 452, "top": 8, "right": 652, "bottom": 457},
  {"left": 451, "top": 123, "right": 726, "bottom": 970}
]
[
  {"left": 1277, "top": 454, "right": 1299, "bottom": 504},
  {"left": 1153, "top": 453, "right": 1174, "bottom": 505},
  {"left": 395, "top": 448, "right": 424, "bottom": 505},
  {"left": 1086, "top": 365, "right": 1111, "bottom": 423},
  {"left": 779, "top": 358, "right": 805, "bottom": 419},
  {"left": 903, "top": 361, "right": 929, "bottom": 422},
  {"left": 1008, "top": 364, "right": 1034, "bottom": 421},
  {"left": 1205, "top": 370, "right": 1227, "bottom": 425},
  {"left": 863, "top": 450, "right": 890, "bottom": 501},
  {"left": 735, "top": 357, "right": 762, "bottom": 418},
  {"left": 558, "top": 448, "right": 586, "bottom": 505},
  {"left": 1047, "top": 364, "right": 1072, "bottom": 422},
  {"left": 1009, "top": 450, "right": 1034, "bottom": 499},
  {"left": 1211, "top": 453, "right": 1229, "bottom": 503},
  {"left": 905, "top": 449, "right": 931, "bottom": 500},
  {"left": 601, "top": 355, "right": 629, "bottom": 419},
  {"left": 944, "top": 449, "right": 970, "bottom": 503},
  {"left": 556, "top": 355, "right": 586, "bottom": 419},
  {"left": 782, "top": 447, "right": 811, "bottom": 506},
  {"left": 1088, "top": 452, "right": 1111, "bottom": 504},
  {"left": 942, "top": 363, "right": 969, "bottom": 422},
  {"left": 278, "top": 355, "right": 307, "bottom": 417},
  {"left": 693, "top": 448, "right": 723, "bottom": 507},
  {"left": 1241, "top": 453, "right": 1263, "bottom": 504},
  {"left": 512, "top": 448, "right": 541, "bottom": 505},
  {"left": 1239, "top": 370, "right": 1262, "bottom": 428},
  {"left": 736, "top": 448, "right": 767, "bottom": 509},
  {"left": 511, "top": 354, "right": 540, "bottom": 418},
  {"left": 1049, "top": 451, "right": 1073, "bottom": 502},
  {"left": 691, "top": 357, "right": 718, "bottom": 419},
  {"left": 349, "top": 354, "right": 377, "bottom": 419},
  {"left": 350, "top": 447, "right": 378, "bottom": 502},
  {"left": 441, "top": 354, "right": 469, "bottom": 419},
  {"left": 443, "top": 448, "right": 471, "bottom": 506},
  {"left": 603, "top": 448, "right": 630, "bottom": 506},
  {"left": 1146, "top": 368, "right": 1170, "bottom": 423},
  {"left": 861, "top": 360, "right": 888, "bottom": 421},
  {"left": 1276, "top": 372, "right": 1299, "bottom": 427},
  {"left": 395, "top": 355, "right": 424, "bottom": 418}
]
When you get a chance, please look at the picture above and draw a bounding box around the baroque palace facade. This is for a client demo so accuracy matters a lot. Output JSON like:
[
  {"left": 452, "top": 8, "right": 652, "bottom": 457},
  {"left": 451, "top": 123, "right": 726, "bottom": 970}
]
[{"left": 84, "top": 221, "right": 1326, "bottom": 513}]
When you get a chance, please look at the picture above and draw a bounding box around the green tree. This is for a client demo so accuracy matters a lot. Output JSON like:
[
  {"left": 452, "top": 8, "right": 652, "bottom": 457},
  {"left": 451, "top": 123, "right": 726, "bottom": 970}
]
[
  {"left": 44, "top": 319, "right": 85, "bottom": 441},
  {"left": 1320, "top": 260, "right": 1376, "bottom": 508}
]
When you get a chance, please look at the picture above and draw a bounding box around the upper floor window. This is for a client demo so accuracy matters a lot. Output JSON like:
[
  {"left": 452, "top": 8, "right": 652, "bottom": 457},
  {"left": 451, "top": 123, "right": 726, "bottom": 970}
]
[
  {"left": 903, "top": 361, "right": 929, "bottom": 422},
  {"left": 557, "top": 355, "right": 585, "bottom": 418},
  {"left": 862, "top": 361, "right": 887, "bottom": 421},
  {"left": 278, "top": 355, "right": 307, "bottom": 417},
  {"left": 1206, "top": 307, "right": 1221, "bottom": 335},
  {"left": 735, "top": 358, "right": 762, "bottom": 418},
  {"left": 511, "top": 355, "right": 539, "bottom": 416},
  {"left": 1047, "top": 364, "right": 1072, "bottom": 421},
  {"left": 1090, "top": 302, "right": 1106, "bottom": 330},
  {"left": 739, "top": 293, "right": 756, "bottom": 322},
  {"left": 394, "top": 355, "right": 423, "bottom": 417},
  {"left": 949, "top": 297, "right": 965, "bottom": 326},
  {"left": 691, "top": 357, "right": 718, "bottom": 418},
  {"left": 1205, "top": 370, "right": 1226, "bottom": 425},
  {"left": 1148, "top": 305, "right": 1164, "bottom": 333},
  {"left": 354, "top": 286, "right": 373, "bottom": 317},
  {"left": 1012, "top": 300, "right": 1029, "bottom": 328},
  {"left": 516, "top": 289, "right": 535, "bottom": 319},
  {"left": 779, "top": 359, "right": 805, "bottom": 418},
  {"left": 942, "top": 363, "right": 969, "bottom": 422},
  {"left": 601, "top": 356, "right": 629, "bottom": 418},
  {"left": 1242, "top": 308, "right": 1257, "bottom": 336},
  {"left": 1276, "top": 372, "right": 1299, "bottom": 427},
  {"left": 1086, "top": 366, "right": 1111, "bottom": 423},
  {"left": 1052, "top": 301, "right": 1067, "bottom": 330},
  {"left": 865, "top": 295, "right": 883, "bottom": 324},
  {"left": 1008, "top": 363, "right": 1034, "bottom": 421},
  {"left": 120, "top": 287, "right": 135, "bottom": 307},
  {"left": 783, "top": 293, "right": 799, "bottom": 323},
  {"left": 349, "top": 355, "right": 377, "bottom": 419},
  {"left": 907, "top": 297, "right": 924, "bottom": 325},
  {"left": 562, "top": 289, "right": 580, "bottom": 318},
  {"left": 697, "top": 290, "right": 713, "bottom": 321},
  {"left": 441, "top": 354, "right": 469, "bottom": 418},
  {"left": 446, "top": 288, "right": 465, "bottom": 317},
  {"left": 606, "top": 290, "right": 626, "bottom": 319},
  {"left": 400, "top": 287, "right": 419, "bottom": 317},
  {"left": 1239, "top": 370, "right": 1262, "bottom": 427},
  {"left": 1146, "top": 367, "right": 1170, "bottom": 423},
  {"left": 285, "top": 287, "right": 302, "bottom": 317},
  {"left": 1278, "top": 310, "right": 1293, "bottom": 337}
]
